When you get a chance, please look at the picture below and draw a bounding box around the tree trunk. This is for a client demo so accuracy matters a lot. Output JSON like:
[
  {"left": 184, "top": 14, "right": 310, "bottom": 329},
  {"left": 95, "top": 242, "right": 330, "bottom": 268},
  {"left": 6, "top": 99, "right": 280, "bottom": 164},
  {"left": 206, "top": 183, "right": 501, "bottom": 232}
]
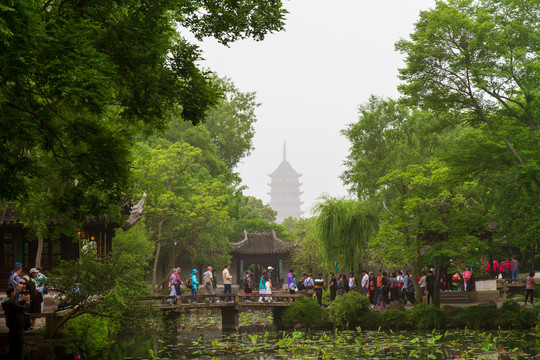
[
  {"left": 409, "top": 263, "right": 423, "bottom": 304},
  {"left": 35, "top": 231, "right": 43, "bottom": 268},
  {"left": 151, "top": 218, "right": 165, "bottom": 293},
  {"left": 433, "top": 268, "right": 441, "bottom": 308}
]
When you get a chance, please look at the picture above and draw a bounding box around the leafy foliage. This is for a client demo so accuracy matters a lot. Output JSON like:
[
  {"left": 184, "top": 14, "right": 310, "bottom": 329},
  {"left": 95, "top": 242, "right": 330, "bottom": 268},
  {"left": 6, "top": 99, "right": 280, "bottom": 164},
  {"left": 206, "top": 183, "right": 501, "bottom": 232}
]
[
  {"left": 315, "top": 197, "right": 378, "bottom": 271},
  {"left": 452, "top": 304, "right": 497, "bottom": 329},
  {"left": 60, "top": 314, "right": 118, "bottom": 360},
  {"left": 407, "top": 303, "right": 448, "bottom": 330},
  {"left": 382, "top": 308, "right": 408, "bottom": 330},
  {"left": 499, "top": 300, "right": 534, "bottom": 329},
  {"left": 279, "top": 296, "right": 326, "bottom": 329},
  {"left": 328, "top": 291, "right": 370, "bottom": 328}
]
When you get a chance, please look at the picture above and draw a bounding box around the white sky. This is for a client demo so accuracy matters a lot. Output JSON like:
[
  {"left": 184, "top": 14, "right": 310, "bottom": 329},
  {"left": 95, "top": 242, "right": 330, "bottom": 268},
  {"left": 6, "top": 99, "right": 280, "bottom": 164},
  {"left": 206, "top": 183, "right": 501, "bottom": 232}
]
[{"left": 187, "top": 0, "right": 435, "bottom": 217}]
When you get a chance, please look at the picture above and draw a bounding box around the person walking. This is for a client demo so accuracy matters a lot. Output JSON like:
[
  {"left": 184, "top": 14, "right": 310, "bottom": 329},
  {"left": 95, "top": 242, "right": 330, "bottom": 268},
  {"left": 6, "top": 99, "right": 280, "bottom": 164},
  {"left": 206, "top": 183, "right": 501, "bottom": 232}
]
[
  {"left": 524, "top": 272, "right": 536, "bottom": 305},
  {"left": 265, "top": 266, "right": 273, "bottom": 302},
  {"left": 2, "top": 288, "right": 30, "bottom": 360},
  {"left": 314, "top": 273, "right": 325, "bottom": 306},
  {"left": 426, "top": 270, "right": 435, "bottom": 305},
  {"left": 175, "top": 267, "right": 184, "bottom": 296},
  {"left": 27, "top": 268, "right": 42, "bottom": 329},
  {"left": 462, "top": 267, "right": 472, "bottom": 291},
  {"left": 389, "top": 272, "right": 399, "bottom": 303},
  {"left": 511, "top": 258, "right": 520, "bottom": 281},
  {"left": 369, "top": 272, "right": 376, "bottom": 306},
  {"left": 203, "top": 266, "right": 213, "bottom": 302},
  {"left": 258, "top": 269, "right": 267, "bottom": 302},
  {"left": 222, "top": 264, "right": 232, "bottom": 302},
  {"left": 244, "top": 270, "right": 253, "bottom": 301},
  {"left": 211, "top": 268, "right": 218, "bottom": 302},
  {"left": 349, "top": 272, "right": 357, "bottom": 292},
  {"left": 374, "top": 270, "right": 383, "bottom": 305},
  {"left": 303, "top": 273, "right": 314, "bottom": 298},
  {"left": 286, "top": 269, "right": 296, "bottom": 295},
  {"left": 361, "top": 270, "right": 369, "bottom": 297},
  {"left": 190, "top": 269, "right": 198, "bottom": 303},
  {"left": 167, "top": 268, "right": 178, "bottom": 305},
  {"left": 329, "top": 273, "right": 337, "bottom": 301},
  {"left": 336, "top": 274, "right": 344, "bottom": 296}
]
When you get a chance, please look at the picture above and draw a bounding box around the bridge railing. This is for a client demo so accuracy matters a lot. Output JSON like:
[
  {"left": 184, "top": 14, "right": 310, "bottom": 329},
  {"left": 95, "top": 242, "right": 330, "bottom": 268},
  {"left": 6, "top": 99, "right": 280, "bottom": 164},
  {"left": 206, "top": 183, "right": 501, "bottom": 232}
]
[{"left": 138, "top": 292, "right": 302, "bottom": 306}]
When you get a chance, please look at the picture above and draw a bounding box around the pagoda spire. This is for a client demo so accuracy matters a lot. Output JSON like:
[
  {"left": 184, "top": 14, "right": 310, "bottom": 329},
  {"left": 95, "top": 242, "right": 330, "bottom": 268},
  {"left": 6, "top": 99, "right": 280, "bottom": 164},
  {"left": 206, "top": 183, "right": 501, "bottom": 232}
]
[{"left": 283, "top": 141, "right": 287, "bottom": 161}]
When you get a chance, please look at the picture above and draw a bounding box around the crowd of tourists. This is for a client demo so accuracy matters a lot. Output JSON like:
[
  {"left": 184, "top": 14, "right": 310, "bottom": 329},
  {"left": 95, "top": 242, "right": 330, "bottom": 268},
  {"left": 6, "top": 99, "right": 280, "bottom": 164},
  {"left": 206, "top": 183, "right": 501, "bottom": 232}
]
[
  {"left": 2, "top": 263, "right": 48, "bottom": 359},
  {"left": 483, "top": 257, "right": 522, "bottom": 280},
  {"left": 165, "top": 263, "right": 536, "bottom": 308}
]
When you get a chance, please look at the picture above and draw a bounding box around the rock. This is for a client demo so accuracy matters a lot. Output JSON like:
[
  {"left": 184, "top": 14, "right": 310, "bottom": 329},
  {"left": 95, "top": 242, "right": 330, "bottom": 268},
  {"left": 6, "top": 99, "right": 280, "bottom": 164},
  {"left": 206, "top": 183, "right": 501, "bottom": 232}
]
[{"left": 387, "top": 301, "right": 405, "bottom": 311}]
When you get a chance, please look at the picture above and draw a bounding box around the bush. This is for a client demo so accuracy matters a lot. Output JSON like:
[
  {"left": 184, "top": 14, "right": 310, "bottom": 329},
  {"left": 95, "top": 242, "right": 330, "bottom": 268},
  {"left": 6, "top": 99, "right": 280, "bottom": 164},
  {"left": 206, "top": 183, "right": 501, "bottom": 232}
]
[
  {"left": 453, "top": 304, "right": 497, "bottom": 328},
  {"left": 279, "top": 296, "right": 325, "bottom": 328},
  {"left": 382, "top": 308, "right": 408, "bottom": 330},
  {"left": 407, "top": 303, "right": 447, "bottom": 330},
  {"left": 499, "top": 300, "right": 533, "bottom": 329},
  {"left": 328, "top": 291, "right": 370, "bottom": 328},
  {"left": 357, "top": 310, "right": 382, "bottom": 330},
  {"left": 60, "top": 314, "right": 119, "bottom": 359}
]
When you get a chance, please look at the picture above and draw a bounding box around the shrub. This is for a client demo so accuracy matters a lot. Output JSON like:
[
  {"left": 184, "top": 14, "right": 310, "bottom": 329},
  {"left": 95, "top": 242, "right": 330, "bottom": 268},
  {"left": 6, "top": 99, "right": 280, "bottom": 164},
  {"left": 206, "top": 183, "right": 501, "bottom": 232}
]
[
  {"left": 279, "top": 296, "right": 325, "bottom": 328},
  {"left": 407, "top": 303, "right": 447, "bottom": 330},
  {"left": 357, "top": 310, "right": 382, "bottom": 330},
  {"left": 382, "top": 308, "right": 408, "bottom": 330},
  {"left": 499, "top": 300, "right": 533, "bottom": 329},
  {"left": 453, "top": 304, "right": 497, "bottom": 328},
  {"left": 328, "top": 291, "right": 370, "bottom": 328},
  {"left": 60, "top": 314, "right": 119, "bottom": 359}
]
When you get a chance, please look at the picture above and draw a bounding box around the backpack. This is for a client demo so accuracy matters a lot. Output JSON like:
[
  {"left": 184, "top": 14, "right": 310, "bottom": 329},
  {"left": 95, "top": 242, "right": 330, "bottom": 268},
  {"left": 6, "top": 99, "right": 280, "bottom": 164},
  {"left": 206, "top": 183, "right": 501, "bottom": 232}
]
[
  {"left": 392, "top": 279, "right": 400, "bottom": 290},
  {"left": 297, "top": 279, "right": 305, "bottom": 291},
  {"left": 185, "top": 277, "right": 192, "bottom": 289}
]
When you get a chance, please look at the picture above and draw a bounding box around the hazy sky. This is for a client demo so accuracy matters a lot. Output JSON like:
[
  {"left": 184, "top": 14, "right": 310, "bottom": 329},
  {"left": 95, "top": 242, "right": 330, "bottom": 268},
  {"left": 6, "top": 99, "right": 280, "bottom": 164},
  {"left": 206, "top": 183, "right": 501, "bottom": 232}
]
[{"left": 188, "top": 0, "right": 435, "bottom": 217}]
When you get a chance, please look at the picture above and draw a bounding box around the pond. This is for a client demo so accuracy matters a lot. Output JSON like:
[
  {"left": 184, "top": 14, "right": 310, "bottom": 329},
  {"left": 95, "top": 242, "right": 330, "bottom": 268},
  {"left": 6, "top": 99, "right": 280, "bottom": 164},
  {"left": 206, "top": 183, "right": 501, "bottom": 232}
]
[{"left": 105, "top": 309, "right": 539, "bottom": 360}]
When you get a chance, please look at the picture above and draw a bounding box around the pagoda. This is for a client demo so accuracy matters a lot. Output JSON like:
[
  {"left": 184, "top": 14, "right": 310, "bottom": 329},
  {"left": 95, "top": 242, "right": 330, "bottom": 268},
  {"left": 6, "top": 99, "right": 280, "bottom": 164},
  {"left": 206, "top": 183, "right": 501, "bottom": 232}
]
[{"left": 268, "top": 143, "right": 303, "bottom": 223}]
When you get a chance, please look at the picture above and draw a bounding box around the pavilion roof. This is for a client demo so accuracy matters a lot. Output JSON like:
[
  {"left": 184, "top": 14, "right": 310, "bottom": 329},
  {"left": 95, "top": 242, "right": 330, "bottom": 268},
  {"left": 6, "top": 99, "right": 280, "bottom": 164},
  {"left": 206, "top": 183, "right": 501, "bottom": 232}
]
[{"left": 231, "top": 229, "right": 295, "bottom": 255}]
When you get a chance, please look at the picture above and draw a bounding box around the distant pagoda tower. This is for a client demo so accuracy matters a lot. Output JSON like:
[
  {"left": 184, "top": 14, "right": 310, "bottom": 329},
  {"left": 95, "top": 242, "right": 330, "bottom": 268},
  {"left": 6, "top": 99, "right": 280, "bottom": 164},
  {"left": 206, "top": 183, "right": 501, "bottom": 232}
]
[{"left": 268, "top": 142, "right": 303, "bottom": 223}]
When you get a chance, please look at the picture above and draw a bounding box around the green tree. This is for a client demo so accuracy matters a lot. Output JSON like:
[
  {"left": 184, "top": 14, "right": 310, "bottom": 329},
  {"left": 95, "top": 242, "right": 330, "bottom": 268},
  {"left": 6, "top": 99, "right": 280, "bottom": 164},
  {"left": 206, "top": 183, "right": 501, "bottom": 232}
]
[
  {"left": 239, "top": 196, "right": 277, "bottom": 222},
  {"left": 0, "top": 0, "right": 286, "bottom": 217},
  {"left": 204, "top": 76, "right": 259, "bottom": 171},
  {"left": 315, "top": 197, "right": 379, "bottom": 272},
  {"left": 396, "top": 0, "right": 540, "bottom": 185},
  {"left": 289, "top": 218, "right": 326, "bottom": 275}
]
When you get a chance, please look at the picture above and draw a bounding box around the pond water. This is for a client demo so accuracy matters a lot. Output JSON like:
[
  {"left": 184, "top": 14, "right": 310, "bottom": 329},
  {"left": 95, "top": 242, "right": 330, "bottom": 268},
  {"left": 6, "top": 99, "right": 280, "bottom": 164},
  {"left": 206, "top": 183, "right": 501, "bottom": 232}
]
[{"left": 105, "top": 309, "right": 539, "bottom": 359}]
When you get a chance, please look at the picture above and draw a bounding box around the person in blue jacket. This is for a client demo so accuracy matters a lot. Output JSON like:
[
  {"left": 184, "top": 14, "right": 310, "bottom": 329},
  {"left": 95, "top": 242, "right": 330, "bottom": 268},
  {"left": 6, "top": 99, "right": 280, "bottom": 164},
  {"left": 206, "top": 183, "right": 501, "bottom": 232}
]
[{"left": 190, "top": 269, "right": 198, "bottom": 303}]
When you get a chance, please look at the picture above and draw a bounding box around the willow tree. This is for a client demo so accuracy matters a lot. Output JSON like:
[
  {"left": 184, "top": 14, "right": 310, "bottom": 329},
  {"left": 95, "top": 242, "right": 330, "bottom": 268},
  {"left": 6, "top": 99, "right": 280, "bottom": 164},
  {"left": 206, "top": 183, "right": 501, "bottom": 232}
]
[{"left": 315, "top": 197, "right": 378, "bottom": 272}]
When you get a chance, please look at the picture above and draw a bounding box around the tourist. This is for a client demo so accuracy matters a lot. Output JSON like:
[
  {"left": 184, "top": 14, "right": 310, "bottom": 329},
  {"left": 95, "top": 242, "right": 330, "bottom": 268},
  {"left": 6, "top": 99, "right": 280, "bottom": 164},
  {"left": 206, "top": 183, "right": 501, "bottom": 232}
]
[
  {"left": 462, "top": 267, "right": 472, "bottom": 291},
  {"left": 405, "top": 270, "right": 415, "bottom": 305},
  {"left": 190, "top": 269, "right": 198, "bottom": 303},
  {"left": 2, "top": 288, "right": 30, "bottom": 359},
  {"left": 203, "top": 266, "right": 213, "bottom": 302},
  {"left": 8, "top": 262, "right": 24, "bottom": 279},
  {"left": 389, "top": 272, "right": 399, "bottom": 303},
  {"left": 211, "top": 268, "right": 218, "bottom": 302},
  {"left": 222, "top": 264, "right": 232, "bottom": 302},
  {"left": 303, "top": 273, "right": 314, "bottom": 298},
  {"left": 504, "top": 259, "right": 512, "bottom": 280},
  {"left": 286, "top": 269, "right": 296, "bottom": 294},
  {"left": 258, "top": 269, "right": 267, "bottom": 302},
  {"left": 369, "top": 272, "right": 376, "bottom": 306},
  {"left": 297, "top": 273, "right": 306, "bottom": 294},
  {"left": 343, "top": 274, "right": 350, "bottom": 293},
  {"left": 314, "top": 273, "right": 325, "bottom": 306},
  {"left": 426, "top": 270, "right": 435, "bottom": 305},
  {"left": 349, "top": 272, "right": 357, "bottom": 292},
  {"left": 419, "top": 271, "right": 426, "bottom": 302},
  {"left": 244, "top": 270, "right": 253, "bottom": 301},
  {"left": 361, "top": 270, "right": 369, "bottom": 297},
  {"left": 175, "top": 267, "right": 183, "bottom": 296},
  {"left": 265, "top": 266, "right": 273, "bottom": 302},
  {"left": 451, "top": 271, "right": 461, "bottom": 291},
  {"left": 8, "top": 266, "right": 22, "bottom": 294},
  {"left": 28, "top": 268, "right": 42, "bottom": 329},
  {"left": 379, "top": 272, "right": 389, "bottom": 310},
  {"left": 328, "top": 273, "right": 337, "bottom": 301},
  {"left": 336, "top": 274, "right": 344, "bottom": 296},
  {"left": 524, "top": 272, "right": 536, "bottom": 305},
  {"left": 35, "top": 267, "right": 48, "bottom": 312},
  {"left": 511, "top": 258, "right": 520, "bottom": 281},
  {"left": 374, "top": 270, "right": 383, "bottom": 305},
  {"left": 167, "top": 268, "right": 178, "bottom": 305}
]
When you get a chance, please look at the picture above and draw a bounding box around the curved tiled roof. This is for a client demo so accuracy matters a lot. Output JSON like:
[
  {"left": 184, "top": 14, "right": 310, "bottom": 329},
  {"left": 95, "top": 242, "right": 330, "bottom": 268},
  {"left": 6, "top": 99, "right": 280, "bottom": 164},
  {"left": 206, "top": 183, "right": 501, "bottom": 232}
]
[{"left": 231, "top": 229, "right": 295, "bottom": 255}]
